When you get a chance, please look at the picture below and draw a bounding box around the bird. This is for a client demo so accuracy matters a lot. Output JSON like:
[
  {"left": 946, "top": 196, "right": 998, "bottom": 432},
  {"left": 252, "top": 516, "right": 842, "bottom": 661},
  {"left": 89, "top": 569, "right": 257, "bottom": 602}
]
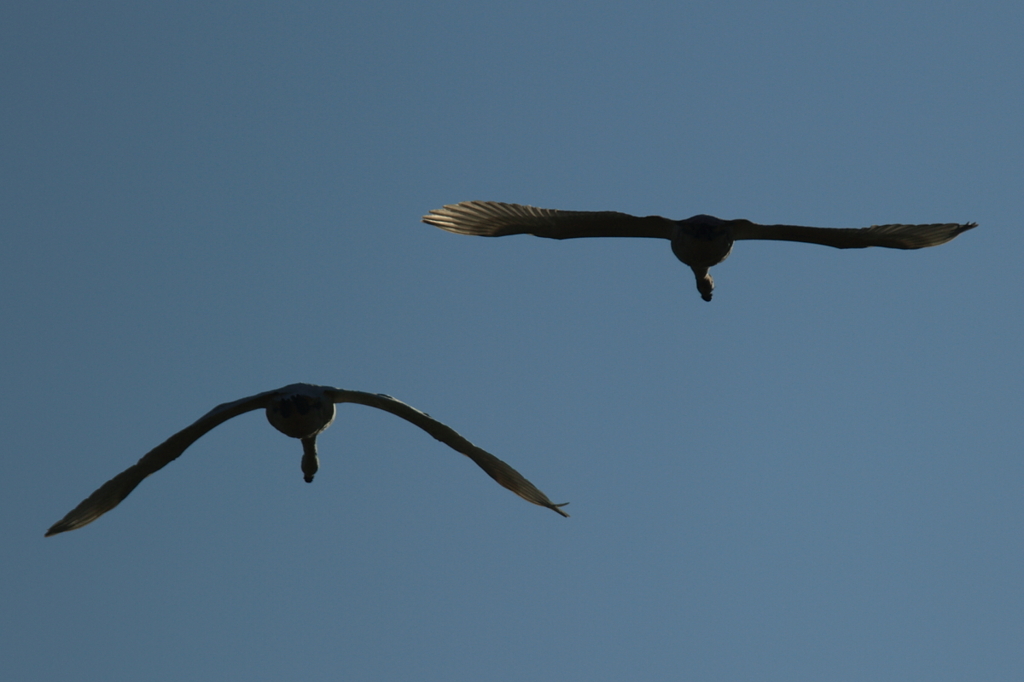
[
  {"left": 422, "top": 201, "right": 978, "bottom": 301},
  {"left": 45, "top": 383, "right": 568, "bottom": 536}
]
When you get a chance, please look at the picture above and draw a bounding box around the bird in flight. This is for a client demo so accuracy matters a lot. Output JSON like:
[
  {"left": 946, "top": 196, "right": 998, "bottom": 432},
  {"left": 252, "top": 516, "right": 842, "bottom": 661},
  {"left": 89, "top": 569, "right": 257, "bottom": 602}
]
[
  {"left": 423, "top": 201, "right": 977, "bottom": 301},
  {"left": 45, "top": 383, "right": 568, "bottom": 536}
]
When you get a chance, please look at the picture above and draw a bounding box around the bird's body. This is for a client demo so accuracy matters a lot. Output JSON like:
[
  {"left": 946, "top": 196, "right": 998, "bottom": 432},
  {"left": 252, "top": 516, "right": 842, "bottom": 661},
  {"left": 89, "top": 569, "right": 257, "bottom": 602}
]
[
  {"left": 669, "top": 216, "right": 737, "bottom": 300},
  {"left": 46, "top": 383, "right": 568, "bottom": 536},
  {"left": 422, "top": 201, "right": 977, "bottom": 301},
  {"left": 263, "top": 388, "right": 337, "bottom": 482}
]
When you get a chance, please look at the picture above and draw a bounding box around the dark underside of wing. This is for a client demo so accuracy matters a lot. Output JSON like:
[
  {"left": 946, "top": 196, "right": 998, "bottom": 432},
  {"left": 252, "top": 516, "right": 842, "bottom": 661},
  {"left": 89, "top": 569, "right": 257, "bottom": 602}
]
[
  {"left": 327, "top": 388, "right": 569, "bottom": 517},
  {"left": 45, "top": 392, "right": 272, "bottom": 536},
  {"left": 43, "top": 427, "right": 209, "bottom": 536},
  {"left": 422, "top": 201, "right": 674, "bottom": 240},
  {"left": 731, "top": 221, "right": 978, "bottom": 249}
]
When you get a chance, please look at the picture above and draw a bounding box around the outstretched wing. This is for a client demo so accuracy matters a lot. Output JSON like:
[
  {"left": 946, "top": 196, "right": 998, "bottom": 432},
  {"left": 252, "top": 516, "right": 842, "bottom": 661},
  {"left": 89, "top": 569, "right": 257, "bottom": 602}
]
[
  {"left": 45, "top": 391, "right": 275, "bottom": 536},
  {"left": 731, "top": 220, "right": 977, "bottom": 249},
  {"left": 327, "top": 388, "right": 569, "bottom": 517},
  {"left": 423, "top": 200, "right": 674, "bottom": 240}
]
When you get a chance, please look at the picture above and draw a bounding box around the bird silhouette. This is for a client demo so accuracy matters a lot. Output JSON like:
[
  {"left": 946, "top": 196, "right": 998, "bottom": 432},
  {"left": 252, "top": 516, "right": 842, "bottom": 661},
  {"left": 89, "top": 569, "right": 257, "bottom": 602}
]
[
  {"left": 45, "top": 383, "right": 568, "bottom": 536},
  {"left": 423, "top": 201, "right": 977, "bottom": 301}
]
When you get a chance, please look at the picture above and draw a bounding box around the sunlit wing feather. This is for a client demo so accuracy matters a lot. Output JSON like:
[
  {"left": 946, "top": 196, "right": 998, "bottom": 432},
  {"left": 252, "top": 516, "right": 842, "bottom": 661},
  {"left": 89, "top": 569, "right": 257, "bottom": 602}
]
[
  {"left": 731, "top": 221, "right": 978, "bottom": 249},
  {"left": 423, "top": 200, "right": 674, "bottom": 240}
]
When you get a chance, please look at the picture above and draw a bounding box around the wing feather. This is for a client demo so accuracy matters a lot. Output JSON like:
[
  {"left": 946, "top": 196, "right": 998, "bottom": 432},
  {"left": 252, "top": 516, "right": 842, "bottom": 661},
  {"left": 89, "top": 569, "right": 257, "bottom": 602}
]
[
  {"left": 45, "top": 391, "right": 274, "bottom": 536},
  {"left": 423, "top": 200, "right": 674, "bottom": 240},
  {"left": 328, "top": 388, "right": 569, "bottom": 517},
  {"left": 731, "top": 221, "right": 977, "bottom": 249}
]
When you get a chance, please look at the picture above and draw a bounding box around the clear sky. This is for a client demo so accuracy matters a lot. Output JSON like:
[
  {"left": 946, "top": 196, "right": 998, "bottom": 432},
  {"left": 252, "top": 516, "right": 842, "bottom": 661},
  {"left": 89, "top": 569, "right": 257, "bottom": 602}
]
[{"left": 2, "top": 1, "right": 1020, "bottom": 680}]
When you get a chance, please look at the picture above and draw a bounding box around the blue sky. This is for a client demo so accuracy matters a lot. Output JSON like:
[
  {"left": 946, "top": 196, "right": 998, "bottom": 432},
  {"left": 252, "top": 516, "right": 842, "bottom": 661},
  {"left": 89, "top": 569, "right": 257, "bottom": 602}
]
[{"left": 2, "top": 1, "right": 1020, "bottom": 680}]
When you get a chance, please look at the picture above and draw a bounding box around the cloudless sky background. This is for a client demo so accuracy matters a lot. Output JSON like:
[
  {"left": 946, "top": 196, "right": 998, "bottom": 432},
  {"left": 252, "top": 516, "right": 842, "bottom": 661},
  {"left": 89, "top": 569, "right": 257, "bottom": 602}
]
[{"left": 2, "top": 1, "right": 1021, "bottom": 680}]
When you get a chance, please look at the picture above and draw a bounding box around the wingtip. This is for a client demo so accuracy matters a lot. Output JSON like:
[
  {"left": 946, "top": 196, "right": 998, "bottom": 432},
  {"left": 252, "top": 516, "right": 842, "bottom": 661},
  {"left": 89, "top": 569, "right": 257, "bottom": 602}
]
[
  {"left": 551, "top": 502, "right": 570, "bottom": 518},
  {"left": 44, "top": 514, "right": 86, "bottom": 536},
  {"left": 421, "top": 207, "right": 455, "bottom": 229},
  {"left": 945, "top": 221, "right": 978, "bottom": 244}
]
